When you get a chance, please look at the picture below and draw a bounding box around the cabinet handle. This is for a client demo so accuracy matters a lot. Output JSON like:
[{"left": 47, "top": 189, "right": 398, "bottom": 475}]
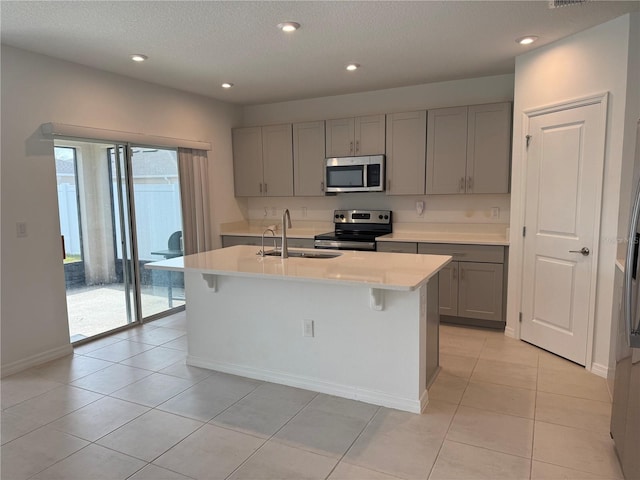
[
  {"left": 459, "top": 177, "right": 465, "bottom": 193},
  {"left": 259, "top": 183, "right": 263, "bottom": 193},
  {"left": 387, "top": 179, "right": 391, "bottom": 191},
  {"left": 356, "top": 140, "right": 360, "bottom": 153},
  {"left": 460, "top": 267, "right": 465, "bottom": 281},
  {"left": 350, "top": 141, "right": 354, "bottom": 154},
  {"left": 452, "top": 267, "right": 457, "bottom": 281},
  {"left": 467, "top": 176, "right": 473, "bottom": 193},
  {"left": 321, "top": 181, "right": 325, "bottom": 192},
  {"left": 264, "top": 183, "right": 268, "bottom": 194}
]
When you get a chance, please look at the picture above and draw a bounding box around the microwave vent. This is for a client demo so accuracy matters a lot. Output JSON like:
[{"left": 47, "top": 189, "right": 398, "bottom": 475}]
[{"left": 548, "top": 0, "right": 587, "bottom": 8}]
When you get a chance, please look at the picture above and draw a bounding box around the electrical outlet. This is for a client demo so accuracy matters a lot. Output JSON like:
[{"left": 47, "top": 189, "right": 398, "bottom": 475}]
[
  {"left": 491, "top": 207, "right": 500, "bottom": 219},
  {"left": 303, "top": 319, "right": 314, "bottom": 337},
  {"left": 416, "top": 201, "right": 425, "bottom": 216},
  {"left": 16, "top": 222, "right": 27, "bottom": 238}
]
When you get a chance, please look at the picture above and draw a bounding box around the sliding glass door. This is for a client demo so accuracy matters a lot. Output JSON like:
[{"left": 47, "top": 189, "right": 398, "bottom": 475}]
[
  {"left": 55, "top": 140, "right": 184, "bottom": 342},
  {"left": 128, "top": 146, "right": 185, "bottom": 318}
]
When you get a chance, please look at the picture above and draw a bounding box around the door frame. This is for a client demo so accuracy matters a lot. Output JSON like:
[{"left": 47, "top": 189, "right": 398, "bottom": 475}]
[{"left": 510, "top": 92, "right": 608, "bottom": 372}]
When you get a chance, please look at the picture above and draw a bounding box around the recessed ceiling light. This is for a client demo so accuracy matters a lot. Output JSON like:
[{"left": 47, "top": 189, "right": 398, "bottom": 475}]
[
  {"left": 516, "top": 36, "right": 538, "bottom": 45},
  {"left": 277, "top": 22, "right": 300, "bottom": 33},
  {"left": 346, "top": 63, "right": 360, "bottom": 71},
  {"left": 130, "top": 54, "right": 148, "bottom": 62},
  {"left": 221, "top": 83, "right": 234, "bottom": 89}
]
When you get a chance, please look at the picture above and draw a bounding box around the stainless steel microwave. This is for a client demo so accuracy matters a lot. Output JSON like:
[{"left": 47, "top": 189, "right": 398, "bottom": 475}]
[{"left": 325, "top": 155, "right": 385, "bottom": 193}]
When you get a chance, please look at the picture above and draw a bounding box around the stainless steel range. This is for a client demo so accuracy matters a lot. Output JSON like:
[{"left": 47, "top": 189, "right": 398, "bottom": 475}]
[{"left": 314, "top": 209, "right": 392, "bottom": 251}]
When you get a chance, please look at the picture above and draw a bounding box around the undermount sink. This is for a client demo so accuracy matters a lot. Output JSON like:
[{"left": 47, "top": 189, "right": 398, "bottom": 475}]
[{"left": 261, "top": 250, "right": 342, "bottom": 259}]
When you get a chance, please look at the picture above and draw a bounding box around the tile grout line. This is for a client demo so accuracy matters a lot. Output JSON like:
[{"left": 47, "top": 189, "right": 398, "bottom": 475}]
[
  {"left": 219, "top": 390, "right": 325, "bottom": 480},
  {"left": 427, "top": 330, "right": 485, "bottom": 480}
]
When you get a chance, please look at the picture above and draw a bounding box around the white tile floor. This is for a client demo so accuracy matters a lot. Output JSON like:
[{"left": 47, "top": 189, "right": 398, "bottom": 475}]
[{"left": 1, "top": 313, "right": 623, "bottom": 480}]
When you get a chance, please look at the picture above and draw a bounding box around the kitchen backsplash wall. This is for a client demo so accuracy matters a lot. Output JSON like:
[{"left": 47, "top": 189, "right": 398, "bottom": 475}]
[{"left": 246, "top": 193, "right": 510, "bottom": 224}]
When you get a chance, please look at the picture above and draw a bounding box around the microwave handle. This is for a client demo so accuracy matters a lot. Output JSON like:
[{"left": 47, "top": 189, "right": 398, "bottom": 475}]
[{"left": 363, "top": 164, "right": 368, "bottom": 187}]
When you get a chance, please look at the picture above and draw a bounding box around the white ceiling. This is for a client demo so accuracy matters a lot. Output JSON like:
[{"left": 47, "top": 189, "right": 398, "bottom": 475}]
[{"left": 1, "top": 1, "right": 638, "bottom": 106}]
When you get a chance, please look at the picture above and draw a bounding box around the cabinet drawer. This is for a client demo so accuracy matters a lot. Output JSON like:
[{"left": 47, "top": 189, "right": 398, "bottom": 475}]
[
  {"left": 377, "top": 242, "right": 418, "bottom": 254},
  {"left": 288, "top": 238, "right": 315, "bottom": 249},
  {"left": 418, "top": 243, "right": 504, "bottom": 263},
  {"left": 221, "top": 235, "right": 261, "bottom": 247}
]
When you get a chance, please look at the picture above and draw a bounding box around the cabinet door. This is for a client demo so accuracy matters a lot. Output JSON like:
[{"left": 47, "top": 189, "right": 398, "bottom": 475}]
[
  {"left": 376, "top": 241, "right": 418, "bottom": 254},
  {"left": 326, "top": 118, "right": 355, "bottom": 157},
  {"left": 439, "top": 262, "right": 459, "bottom": 316},
  {"left": 232, "top": 127, "right": 263, "bottom": 197},
  {"left": 262, "top": 124, "right": 293, "bottom": 197},
  {"left": 355, "top": 114, "right": 386, "bottom": 155},
  {"left": 467, "top": 102, "right": 512, "bottom": 194},
  {"left": 386, "top": 111, "right": 426, "bottom": 195},
  {"left": 458, "top": 262, "right": 503, "bottom": 321},
  {"left": 426, "top": 106, "right": 468, "bottom": 194},
  {"left": 293, "top": 121, "right": 326, "bottom": 196}
]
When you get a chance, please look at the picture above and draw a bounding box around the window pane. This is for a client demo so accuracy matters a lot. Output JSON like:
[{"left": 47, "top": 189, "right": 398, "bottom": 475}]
[
  {"left": 129, "top": 147, "right": 185, "bottom": 317},
  {"left": 55, "top": 146, "right": 83, "bottom": 263}
]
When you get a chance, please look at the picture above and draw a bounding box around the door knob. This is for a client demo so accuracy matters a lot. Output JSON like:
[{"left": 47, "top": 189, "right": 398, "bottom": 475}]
[{"left": 569, "top": 247, "right": 590, "bottom": 256}]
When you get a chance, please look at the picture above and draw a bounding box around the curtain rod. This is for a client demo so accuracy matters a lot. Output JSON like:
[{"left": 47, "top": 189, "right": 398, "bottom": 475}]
[{"left": 41, "top": 123, "right": 212, "bottom": 151}]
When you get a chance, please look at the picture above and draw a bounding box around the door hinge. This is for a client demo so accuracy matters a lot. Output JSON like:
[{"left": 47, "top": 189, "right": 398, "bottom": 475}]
[
  {"left": 526, "top": 135, "right": 532, "bottom": 148},
  {"left": 519, "top": 312, "right": 523, "bottom": 323},
  {"left": 522, "top": 226, "right": 526, "bottom": 237}
]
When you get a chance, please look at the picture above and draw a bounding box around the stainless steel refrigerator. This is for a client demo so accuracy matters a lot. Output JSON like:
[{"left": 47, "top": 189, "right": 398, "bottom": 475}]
[{"left": 612, "top": 119, "right": 640, "bottom": 480}]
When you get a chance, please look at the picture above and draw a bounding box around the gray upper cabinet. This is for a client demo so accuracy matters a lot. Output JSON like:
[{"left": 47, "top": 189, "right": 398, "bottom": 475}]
[
  {"left": 262, "top": 124, "right": 294, "bottom": 196},
  {"left": 426, "top": 106, "right": 468, "bottom": 194},
  {"left": 326, "top": 114, "right": 386, "bottom": 157},
  {"left": 467, "top": 103, "right": 512, "bottom": 194},
  {"left": 426, "top": 102, "right": 511, "bottom": 195},
  {"left": 233, "top": 124, "right": 293, "bottom": 197},
  {"left": 385, "top": 111, "right": 427, "bottom": 195},
  {"left": 232, "top": 127, "right": 263, "bottom": 197},
  {"left": 293, "top": 121, "right": 326, "bottom": 197}
]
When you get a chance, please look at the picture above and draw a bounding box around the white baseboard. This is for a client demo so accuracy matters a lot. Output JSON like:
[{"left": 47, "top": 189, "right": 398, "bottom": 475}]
[
  {"left": 589, "top": 362, "right": 612, "bottom": 380},
  {"left": 1, "top": 344, "right": 73, "bottom": 378},
  {"left": 504, "top": 325, "right": 517, "bottom": 339},
  {"left": 187, "top": 355, "right": 425, "bottom": 414}
]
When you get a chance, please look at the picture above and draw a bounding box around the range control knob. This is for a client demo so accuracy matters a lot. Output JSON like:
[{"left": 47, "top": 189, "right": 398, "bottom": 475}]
[
  {"left": 378, "top": 215, "right": 383, "bottom": 219},
  {"left": 340, "top": 214, "right": 345, "bottom": 219},
  {"left": 334, "top": 214, "right": 340, "bottom": 219},
  {"left": 384, "top": 215, "right": 389, "bottom": 220}
]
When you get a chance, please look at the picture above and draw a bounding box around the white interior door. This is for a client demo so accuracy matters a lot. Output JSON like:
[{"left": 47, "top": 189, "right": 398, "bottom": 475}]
[{"left": 521, "top": 99, "right": 606, "bottom": 365}]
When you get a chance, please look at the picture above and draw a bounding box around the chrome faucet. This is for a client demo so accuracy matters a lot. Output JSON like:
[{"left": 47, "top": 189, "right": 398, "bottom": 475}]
[
  {"left": 281, "top": 209, "right": 292, "bottom": 258},
  {"left": 257, "top": 228, "right": 277, "bottom": 257}
]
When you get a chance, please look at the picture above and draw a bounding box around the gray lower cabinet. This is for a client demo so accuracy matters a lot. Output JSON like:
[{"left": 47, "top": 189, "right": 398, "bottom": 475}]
[
  {"left": 415, "top": 243, "right": 505, "bottom": 326},
  {"left": 438, "top": 262, "right": 459, "bottom": 316},
  {"left": 376, "top": 241, "right": 418, "bottom": 254},
  {"left": 457, "top": 261, "right": 504, "bottom": 322},
  {"left": 377, "top": 242, "right": 506, "bottom": 328},
  {"left": 221, "top": 235, "right": 314, "bottom": 249}
]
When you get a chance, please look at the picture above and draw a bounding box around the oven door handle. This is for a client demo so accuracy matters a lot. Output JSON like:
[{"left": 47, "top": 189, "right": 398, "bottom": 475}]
[{"left": 314, "top": 240, "right": 376, "bottom": 250}]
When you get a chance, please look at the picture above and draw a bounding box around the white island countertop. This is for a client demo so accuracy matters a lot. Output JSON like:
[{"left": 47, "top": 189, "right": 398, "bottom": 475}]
[{"left": 147, "top": 245, "right": 451, "bottom": 291}]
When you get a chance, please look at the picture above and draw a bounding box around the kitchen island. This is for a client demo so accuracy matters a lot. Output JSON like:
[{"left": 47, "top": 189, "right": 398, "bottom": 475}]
[{"left": 147, "top": 245, "right": 451, "bottom": 413}]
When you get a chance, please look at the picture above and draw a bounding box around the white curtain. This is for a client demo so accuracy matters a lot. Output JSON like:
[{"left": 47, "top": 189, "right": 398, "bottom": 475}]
[{"left": 178, "top": 148, "right": 213, "bottom": 254}]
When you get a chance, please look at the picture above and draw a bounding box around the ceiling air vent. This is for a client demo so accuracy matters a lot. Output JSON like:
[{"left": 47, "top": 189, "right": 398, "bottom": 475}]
[{"left": 548, "top": 0, "right": 587, "bottom": 8}]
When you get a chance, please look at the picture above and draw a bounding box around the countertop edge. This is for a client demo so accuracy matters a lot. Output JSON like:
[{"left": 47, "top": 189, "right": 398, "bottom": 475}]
[{"left": 145, "top": 247, "right": 451, "bottom": 291}]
